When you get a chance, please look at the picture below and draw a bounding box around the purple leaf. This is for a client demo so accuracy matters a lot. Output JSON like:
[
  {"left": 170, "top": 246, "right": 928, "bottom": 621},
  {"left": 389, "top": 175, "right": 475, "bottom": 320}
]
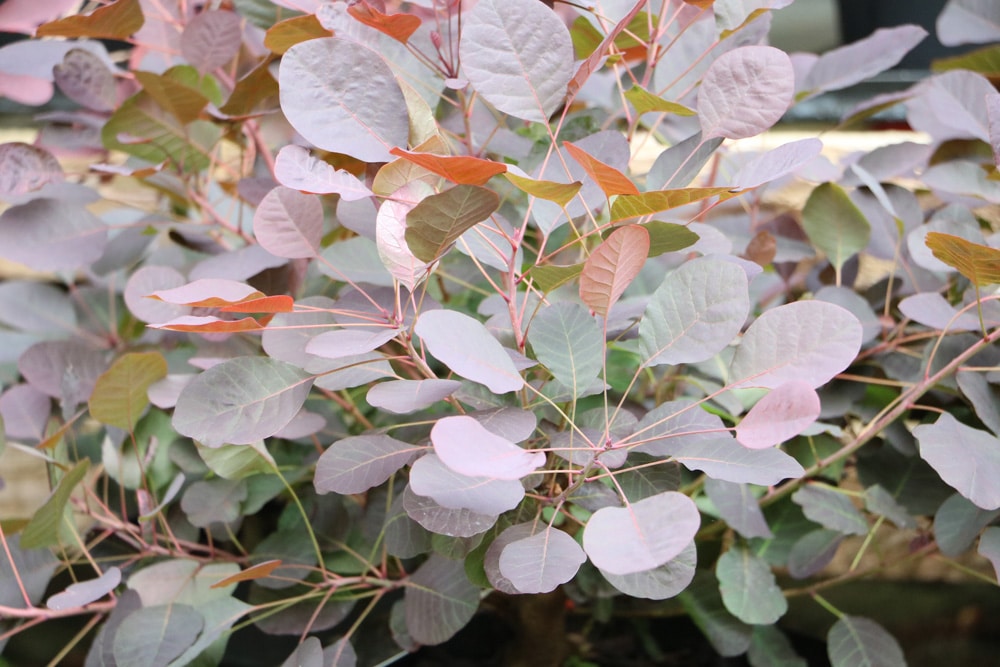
[
  {"left": 814, "top": 286, "right": 882, "bottom": 345},
  {"left": 274, "top": 145, "right": 373, "bottom": 200},
  {"left": 314, "top": 434, "right": 420, "bottom": 495},
  {"left": 864, "top": 485, "right": 917, "bottom": 530},
  {"left": 800, "top": 25, "right": 926, "bottom": 98},
  {"left": 731, "top": 138, "right": 822, "bottom": 190},
  {"left": 698, "top": 46, "right": 794, "bottom": 140},
  {"left": 526, "top": 302, "right": 603, "bottom": 396},
  {"left": 937, "top": 0, "right": 1000, "bottom": 46},
  {"left": 112, "top": 604, "right": 204, "bottom": 667},
  {"left": 305, "top": 328, "right": 399, "bottom": 360},
  {"left": 279, "top": 37, "right": 407, "bottom": 162},
  {"left": 0, "top": 384, "right": 50, "bottom": 441},
  {"left": 0, "top": 197, "right": 106, "bottom": 271},
  {"left": 914, "top": 413, "right": 1000, "bottom": 510},
  {"left": 47, "top": 567, "right": 120, "bottom": 610},
  {"left": 639, "top": 257, "right": 749, "bottom": 367},
  {"left": 827, "top": 616, "right": 906, "bottom": 667},
  {"left": 279, "top": 637, "right": 323, "bottom": 667},
  {"left": 957, "top": 371, "right": 1000, "bottom": 436},
  {"left": 402, "top": 486, "right": 498, "bottom": 538},
  {"left": 273, "top": 410, "right": 326, "bottom": 440},
  {"left": 787, "top": 529, "right": 844, "bottom": 579},
  {"left": 409, "top": 453, "right": 524, "bottom": 515},
  {"left": 792, "top": 485, "right": 868, "bottom": 535},
  {"left": 188, "top": 244, "right": 286, "bottom": 282},
  {"left": 934, "top": 493, "right": 999, "bottom": 556},
  {"left": 978, "top": 527, "right": 1000, "bottom": 581},
  {"left": 0, "top": 281, "right": 76, "bottom": 333},
  {"left": 459, "top": 0, "right": 573, "bottom": 123},
  {"left": 907, "top": 71, "right": 993, "bottom": 142},
  {"left": 253, "top": 186, "right": 323, "bottom": 259},
  {"left": 310, "top": 352, "right": 397, "bottom": 391},
  {"left": 630, "top": 400, "right": 728, "bottom": 457},
  {"left": 414, "top": 310, "right": 523, "bottom": 393},
  {"left": 432, "top": 415, "right": 545, "bottom": 481},
  {"left": 704, "top": 479, "right": 772, "bottom": 539},
  {"left": 735, "top": 381, "right": 820, "bottom": 449},
  {"left": 384, "top": 491, "right": 433, "bottom": 558},
  {"left": 499, "top": 527, "right": 587, "bottom": 594},
  {"left": 181, "top": 10, "right": 242, "bottom": 73},
  {"left": 988, "top": 92, "right": 1000, "bottom": 167},
  {"left": 173, "top": 357, "right": 314, "bottom": 447},
  {"left": 470, "top": 407, "right": 538, "bottom": 443},
  {"left": 600, "top": 541, "right": 697, "bottom": 600},
  {"left": 582, "top": 491, "right": 700, "bottom": 575},
  {"left": 405, "top": 555, "right": 479, "bottom": 645},
  {"left": 668, "top": 436, "right": 805, "bottom": 486},
  {"left": 729, "top": 301, "right": 862, "bottom": 389},
  {"left": 366, "top": 379, "right": 462, "bottom": 414},
  {"left": 898, "top": 292, "right": 984, "bottom": 332},
  {"left": 484, "top": 523, "right": 535, "bottom": 594},
  {"left": 323, "top": 638, "right": 357, "bottom": 667},
  {"left": 319, "top": 237, "right": 394, "bottom": 287},
  {"left": 0, "top": 142, "right": 64, "bottom": 198},
  {"left": 53, "top": 47, "right": 117, "bottom": 111},
  {"left": 19, "top": 340, "right": 107, "bottom": 407},
  {"left": 716, "top": 545, "right": 787, "bottom": 624},
  {"left": 261, "top": 296, "right": 337, "bottom": 367}
]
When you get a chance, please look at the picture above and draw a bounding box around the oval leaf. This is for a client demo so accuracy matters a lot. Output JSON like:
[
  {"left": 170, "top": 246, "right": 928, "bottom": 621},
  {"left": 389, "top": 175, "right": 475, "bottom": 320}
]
[
  {"left": 716, "top": 546, "right": 787, "bottom": 625},
  {"left": 314, "top": 434, "right": 420, "bottom": 495},
  {"left": 89, "top": 351, "right": 168, "bottom": 430},
  {"left": 47, "top": 566, "right": 121, "bottom": 610},
  {"left": 414, "top": 310, "right": 524, "bottom": 393},
  {"left": 53, "top": 48, "right": 116, "bottom": 112},
  {"left": 305, "top": 328, "right": 399, "bottom": 360},
  {"left": 405, "top": 555, "right": 479, "bottom": 645},
  {"left": 698, "top": 46, "right": 794, "bottom": 140},
  {"left": 583, "top": 491, "right": 700, "bottom": 575},
  {"left": 0, "top": 197, "right": 107, "bottom": 271},
  {"left": 579, "top": 224, "right": 649, "bottom": 317},
  {"left": 390, "top": 148, "right": 507, "bottom": 186},
  {"left": 735, "top": 381, "right": 821, "bottom": 449},
  {"left": 253, "top": 186, "right": 324, "bottom": 259},
  {"left": 526, "top": 302, "right": 603, "bottom": 395},
  {"left": 408, "top": 453, "right": 524, "bottom": 515},
  {"left": 112, "top": 604, "right": 204, "bottom": 667},
  {"left": 366, "top": 379, "right": 462, "bottom": 414},
  {"left": 601, "top": 541, "right": 697, "bottom": 600},
  {"left": 914, "top": 412, "right": 1000, "bottom": 510},
  {"left": 432, "top": 415, "right": 545, "bottom": 480},
  {"left": 792, "top": 485, "right": 869, "bottom": 536},
  {"left": 405, "top": 185, "right": 501, "bottom": 262},
  {"left": 499, "top": 528, "right": 587, "bottom": 594},
  {"left": 274, "top": 145, "right": 373, "bottom": 200},
  {"left": 180, "top": 10, "right": 242, "bottom": 73},
  {"left": 801, "top": 183, "right": 871, "bottom": 279},
  {"left": 827, "top": 616, "right": 906, "bottom": 667},
  {"left": 666, "top": 436, "right": 805, "bottom": 486}
]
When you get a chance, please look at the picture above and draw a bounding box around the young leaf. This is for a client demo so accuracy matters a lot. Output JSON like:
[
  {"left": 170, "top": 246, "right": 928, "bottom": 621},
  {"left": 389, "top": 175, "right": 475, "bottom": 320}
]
[
  {"left": 527, "top": 302, "right": 603, "bottom": 395},
  {"left": 600, "top": 541, "right": 697, "bottom": 600},
  {"left": 279, "top": 37, "right": 407, "bottom": 162},
  {"left": 827, "top": 616, "right": 906, "bottom": 667},
  {"left": 389, "top": 148, "right": 507, "bottom": 186},
  {"left": 529, "top": 263, "right": 584, "bottom": 293},
  {"left": 180, "top": 10, "right": 242, "bottom": 73},
  {"left": 624, "top": 84, "right": 695, "bottom": 117},
  {"left": 409, "top": 454, "right": 524, "bottom": 515},
  {"left": 404, "top": 185, "right": 501, "bottom": 262},
  {"left": 150, "top": 279, "right": 262, "bottom": 308},
  {"left": 132, "top": 67, "right": 213, "bottom": 124},
  {"left": 376, "top": 181, "right": 435, "bottom": 290},
  {"left": 89, "top": 351, "right": 168, "bottom": 430},
  {"left": 347, "top": 0, "right": 421, "bottom": 44},
  {"left": 414, "top": 310, "right": 524, "bottom": 393},
  {"left": 735, "top": 381, "right": 821, "bottom": 449},
  {"left": 925, "top": 232, "right": 1000, "bottom": 286},
  {"left": 47, "top": 567, "right": 121, "bottom": 610},
  {"left": 792, "top": 486, "right": 868, "bottom": 535},
  {"left": 504, "top": 172, "right": 582, "bottom": 207},
  {"left": 914, "top": 413, "right": 1000, "bottom": 510},
  {"left": 729, "top": 301, "right": 862, "bottom": 389},
  {"left": 274, "top": 145, "right": 373, "bottom": 200},
  {"left": 405, "top": 554, "right": 479, "bottom": 645},
  {"left": 698, "top": 46, "right": 794, "bottom": 140},
  {"left": 314, "top": 434, "right": 419, "bottom": 495},
  {"left": 36, "top": 0, "right": 143, "bottom": 39},
  {"left": 366, "top": 379, "right": 462, "bottom": 414},
  {"left": 432, "top": 415, "right": 545, "bottom": 480},
  {"left": 499, "top": 528, "right": 587, "bottom": 594},
  {"left": 610, "top": 187, "right": 733, "bottom": 221},
  {"left": 53, "top": 49, "right": 116, "bottom": 112},
  {"left": 579, "top": 225, "right": 649, "bottom": 317},
  {"left": 716, "top": 545, "right": 787, "bottom": 625},
  {"left": 564, "top": 141, "right": 639, "bottom": 197},
  {"left": 264, "top": 16, "right": 332, "bottom": 55},
  {"left": 253, "top": 186, "right": 323, "bottom": 259},
  {"left": 704, "top": 479, "right": 772, "bottom": 539},
  {"left": 802, "top": 183, "right": 871, "bottom": 281},
  {"left": 639, "top": 257, "right": 749, "bottom": 367},
  {"left": 459, "top": 0, "right": 573, "bottom": 123},
  {"left": 112, "top": 604, "right": 204, "bottom": 667},
  {"left": 172, "top": 357, "right": 314, "bottom": 447},
  {"left": 20, "top": 459, "right": 91, "bottom": 549},
  {"left": 582, "top": 491, "right": 700, "bottom": 575}
]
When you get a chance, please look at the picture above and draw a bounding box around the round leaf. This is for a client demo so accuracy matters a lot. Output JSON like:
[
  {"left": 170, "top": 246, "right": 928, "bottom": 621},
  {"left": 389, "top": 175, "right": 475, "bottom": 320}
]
[
  {"left": 499, "top": 527, "right": 587, "bottom": 594},
  {"left": 253, "top": 186, "right": 324, "bottom": 259},
  {"left": 698, "top": 46, "right": 794, "bottom": 140}
]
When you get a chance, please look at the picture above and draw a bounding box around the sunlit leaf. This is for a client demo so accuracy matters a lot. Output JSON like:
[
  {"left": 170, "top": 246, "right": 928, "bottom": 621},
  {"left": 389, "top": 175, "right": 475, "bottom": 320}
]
[
  {"left": 366, "top": 379, "right": 462, "bottom": 414},
  {"left": 827, "top": 616, "right": 906, "bottom": 667},
  {"left": 148, "top": 315, "right": 268, "bottom": 333},
  {"left": 405, "top": 185, "right": 501, "bottom": 262},
  {"left": 601, "top": 541, "right": 697, "bottom": 600},
  {"left": 528, "top": 263, "right": 583, "bottom": 293},
  {"left": 219, "top": 58, "right": 279, "bottom": 116},
  {"left": 564, "top": 141, "right": 639, "bottom": 197},
  {"left": 409, "top": 453, "right": 524, "bottom": 515},
  {"left": 610, "top": 187, "right": 733, "bottom": 221},
  {"left": 20, "top": 459, "right": 90, "bottom": 549},
  {"left": 389, "top": 147, "right": 506, "bottom": 186},
  {"left": 624, "top": 84, "right": 695, "bottom": 116},
  {"left": 716, "top": 545, "right": 787, "bottom": 624},
  {"left": 132, "top": 67, "right": 213, "bottom": 125},
  {"left": 643, "top": 221, "right": 700, "bottom": 257},
  {"left": 925, "top": 232, "right": 1000, "bottom": 286},
  {"left": 274, "top": 145, "right": 372, "bottom": 200},
  {"left": 180, "top": 10, "right": 242, "bottom": 73},
  {"left": 579, "top": 225, "right": 648, "bottom": 317},
  {"left": 504, "top": 172, "right": 582, "bottom": 207},
  {"left": 37, "top": 0, "right": 143, "bottom": 39},
  {"left": 731, "top": 138, "right": 823, "bottom": 190},
  {"left": 432, "top": 415, "right": 545, "bottom": 480},
  {"left": 89, "top": 351, "right": 167, "bottom": 430},
  {"left": 265, "top": 15, "right": 332, "bottom": 54}
]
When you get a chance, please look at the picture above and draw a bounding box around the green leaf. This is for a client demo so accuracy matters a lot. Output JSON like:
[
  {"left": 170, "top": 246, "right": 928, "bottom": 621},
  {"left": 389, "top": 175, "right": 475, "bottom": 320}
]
[
  {"left": 134, "top": 66, "right": 220, "bottom": 124},
  {"left": 625, "top": 85, "right": 695, "bottom": 117},
  {"left": 527, "top": 302, "right": 603, "bottom": 397},
  {"left": 925, "top": 232, "right": 1000, "bottom": 286},
  {"left": 529, "top": 263, "right": 583, "bottom": 293},
  {"left": 749, "top": 625, "right": 807, "bottom": 667},
  {"left": 113, "top": 604, "right": 204, "bottom": 667},
  {"left": 89, "top": 351, "right": 168, "bottom": 430},
  {"left": 404, "top": 185, "right": 501, "bottom": 262},
  {"left": 678, "top": 571, "right": 753, "bottom": 657},
  {"left": 932, "top": 44, "right": 1000, "bottom": 78},
  {"left": 801, "top": 183, "right": 870, "bottom": 282},
  {"left": 20, "top": 459, "right": 90, "bottom": 549},
  {"left": 715, "top": 545, "right": 787, "bottom": 625},
  {"left": 197, "top": 441, "right": 275, "bottom": 480},
  {"left": 643, "top": 221, "right": 699, "bottom": 257},
  {"left": 404, "top": 554, "right": 480, "bottom": 645},
  {"left": 610, "top": 187, "right": 733, "bottom": 221},
  {"left": 827, "top": 616, "right": 906, "bottom": 667}
]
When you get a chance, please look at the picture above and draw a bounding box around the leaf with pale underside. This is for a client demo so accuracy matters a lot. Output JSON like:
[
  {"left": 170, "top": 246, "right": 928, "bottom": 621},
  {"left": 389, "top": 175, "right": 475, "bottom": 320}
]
[
  {"left": 601, "top": 541, "right": 697, "bottom": 600},
  {"left": 414, "top": 310, "right": 523, "bottom": 393},
  {"left": 698, "top": 46, "right": 794, "bottom": 140},
  {"left": 925, "top": 232, "right": 1000, "bottom": 286},
  {"left": 432, "top": 415, "right": 545, "bottom": 481},
  {"left": 377, "top": 181, "right": 435, "bottom": 291},
  {"left": 47, "top": 567, "right": 121, "bottom": 610},
  {"left": 366, "top": 379, "right": 461, "bottom": 414},
  {"left": 172, "top": 357, "right": 313, "bottom": 447},
  {"left": 735, "top": 381, "right": 821, "bottom": 449},
  {"left": 579, "top": 225, "right": 649, "bottom": 317},
  {"left": 403, "top": 486, "right": 498, "bottom": 538},
  {"left": 181, "top": 10, "right": 242, "bottom": 73},
  {"left": 0, "top": 143, "right": 64, "bottom": 197},
  {"left": 274, "top": 145, "right": 372, "bottom": 200},
  {"left": 937, "top": 0, "right": 1000, "bottom": 47},
  {"left": 253, "top": 186, "right": 323, "bottom": 259},
  {"left": 409, "top": 454, "right": 524, "bottom": 515},
  {"left": 499, "top": 528, "right": 587, "bottom": 594},
  {"left": 583, "top": 491, "right": 700, "bottom": 575},
  {"left": 314, "top": 434, "right": 420, "bottom": 494},
  {"left": 667, "top": 436, "right": 805, "bottom": 486},
  {"left": 0, "top": 197, "right": 107, "bottom": 272},
  {"left": 914, "top": 412, "right": 1000, "bottom": 510},
  {"left": 305, "top": 328, "right": 399, "bottom": 360},
  {"left": 405, "top": 185, "right": 500, "bottom": 262},
  {"left": 731, "top": 138, "right": 823, "bottom": 190},
  {"left": 459, "top": 0, "right": 573, "bottom": 123}
]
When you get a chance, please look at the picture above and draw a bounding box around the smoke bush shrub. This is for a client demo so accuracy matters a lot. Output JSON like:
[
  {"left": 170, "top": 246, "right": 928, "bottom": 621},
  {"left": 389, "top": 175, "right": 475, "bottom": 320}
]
[{"left": 1, "top": 0, "right": 999, "bottom": 665}]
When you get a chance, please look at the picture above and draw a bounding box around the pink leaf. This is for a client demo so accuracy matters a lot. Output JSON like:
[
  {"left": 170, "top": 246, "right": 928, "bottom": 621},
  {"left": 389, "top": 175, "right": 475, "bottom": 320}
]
[
  {"left": 499, "top": 528, "right": 586, "bottom": 594},
  {"left": 0, "top": 0, "right": 77, "bottom": 33},
  {"left": 274, "top": 145, "right": 373, "bottom": 200},
  {"left": 0, "top": 143, "right": 64, "bottom": 198},
  {"left": 366, "top": 379, "right": 462, "bottom": 414},
  {"left": 800, "top": 25, "right": 926, "bottom": 98},
  {"left": 123, "top": 266, "right": 189, "bottom": 324},
  {"left": 735, "top": 381, "right": 821, "bottom": 449},
  {"left": 376, "top": 181, "right": 435, "bottom": 291},
  {"left": 253, "top": 186, "right": 324, "bottom": 259},
  {"left": 47, "top": 567, "right": 121, "bottom": 610},
  {"left": 414, "top": 310, "right": 524, "bottom": 393},
  {"left": 180, "top": 10, "right": 242, "bottom": 73},
  {"left": 0, "top": 198, "right": 107, "bottom": 271},
  {"left": 409, "top": 454, "right": 524, "bottom": 515},
  {"left": 0, "top": 383, "right": 51, "bottom": 441},
  {"left": 731, "top": 138, "right": 823, "bottom": 190},
  {"left": 432, "top": 415, "right": 545, "bottom": 480},
  {"left": 314, "top": 434, "right": 420, "bottom": 494},
  {"left": 937, "top": 0, "right": 1000, "bottom": 46},
  {"left": 579, "top": 225, "right": 649, "bottom": 317},
  {"left": 304, "top": 327, "right": 399, "bottom": 360},
  {"left": 698, "top": 46, "right": 794, "bottom": 140},
  {"left": 53, "top": 48, "right": 117, "bottom": 112},
  {"left": 150, "top": 278, "right": 261, "bottom": 307}
]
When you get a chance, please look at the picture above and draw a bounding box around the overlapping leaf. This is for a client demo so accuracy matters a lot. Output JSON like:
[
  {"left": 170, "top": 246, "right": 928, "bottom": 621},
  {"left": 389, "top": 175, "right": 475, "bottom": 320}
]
[
  {"left": 314, "top": 434, "right": 419, "bottom": 494},
  {"left": 579, "top": 225, "right": 649, "bottom": 317}
]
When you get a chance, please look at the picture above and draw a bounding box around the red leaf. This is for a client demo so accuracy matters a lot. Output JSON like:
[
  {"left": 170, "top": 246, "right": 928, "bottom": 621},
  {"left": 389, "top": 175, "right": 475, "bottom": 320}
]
[
  {"left": 579, "top": 225, "right": 649, "bottom": 317},
  {"left": 389, "top": 148, "right": 508, "bottom": 186},
  {"left": 218, "top": 295, "right": 294, "bottom": 314},
  {"left": 564, "top": 141, "right": 639, "bottom": 197},
  {"left": 347, "top": 1, "right": 421, "bottom": 44},
  {"left": 149, "top": 316, "right": 266, "bottom": 333}
]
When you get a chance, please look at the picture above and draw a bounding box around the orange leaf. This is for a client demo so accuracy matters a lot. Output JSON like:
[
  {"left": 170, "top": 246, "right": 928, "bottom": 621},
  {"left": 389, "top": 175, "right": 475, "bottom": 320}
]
[
  {"left": 564, "top": 141, "right": 639, "bottom": 197},
  {"left": 264, "top": 14, "right": 331, "bottom": 55},
  {"left": 347, "top": 0, "right": 421, "bottom": 44},
  {"left": 210, "top": 560, "right": 284, "bottom": 588},
  {"left": 149, "top": 316, "right": 266, "bottom": 333},
  {"left": 37, "top": 0, "right": 143, "bottom": 39},
  {"left": 579, "top": 225, "right": 649, "bottom": 316},
  {"left": 389, "top": 148, "right": 507, "bottom": 186},
  {"left": 504, "top": 173, "right": 582, "bottom": 207},
  {"left": 925, "top": 232, "right": 1000, "bottom": 286},
  {"left": 219, "top": 295, "right": 294, "bottom": 314}
]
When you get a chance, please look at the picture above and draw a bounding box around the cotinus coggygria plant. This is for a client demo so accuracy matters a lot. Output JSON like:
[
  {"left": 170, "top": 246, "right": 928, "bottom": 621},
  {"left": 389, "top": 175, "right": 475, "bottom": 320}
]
[{"left": 1, "top": 0, "right": 1000, "bottom": 665}]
